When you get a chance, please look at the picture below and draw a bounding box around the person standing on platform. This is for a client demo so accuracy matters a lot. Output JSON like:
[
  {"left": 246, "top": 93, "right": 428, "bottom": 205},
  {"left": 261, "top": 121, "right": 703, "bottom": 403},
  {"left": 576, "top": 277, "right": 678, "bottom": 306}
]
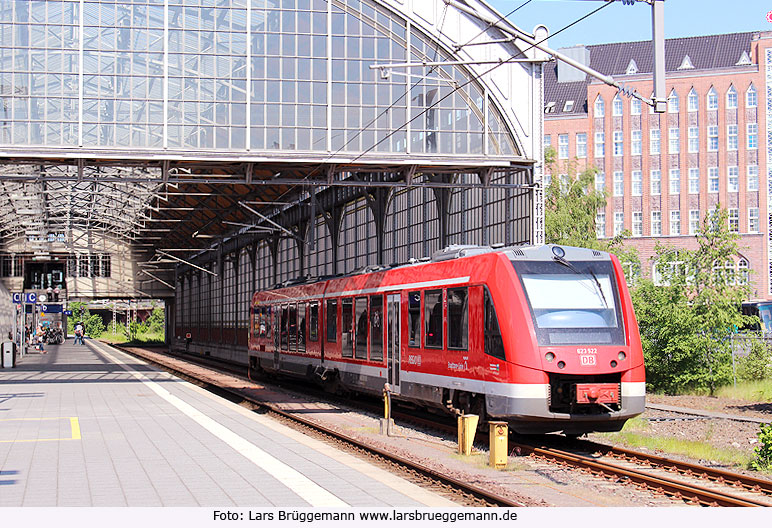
[{"left": 74, "top": 322, "right": 84, "bottom": 345}]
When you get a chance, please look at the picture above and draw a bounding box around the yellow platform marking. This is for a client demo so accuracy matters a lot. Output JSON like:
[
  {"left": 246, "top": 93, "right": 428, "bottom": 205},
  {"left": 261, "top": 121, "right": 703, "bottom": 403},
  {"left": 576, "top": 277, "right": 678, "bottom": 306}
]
[{"left": 0, "top": 417, "right": 81, "bottom": 443}]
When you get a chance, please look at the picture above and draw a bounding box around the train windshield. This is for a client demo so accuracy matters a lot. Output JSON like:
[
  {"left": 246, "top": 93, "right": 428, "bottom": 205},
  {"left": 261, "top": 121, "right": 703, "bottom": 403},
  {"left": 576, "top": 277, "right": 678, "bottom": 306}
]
[{"left": 511, "top": 259, "right": 625, "bottom": 346}]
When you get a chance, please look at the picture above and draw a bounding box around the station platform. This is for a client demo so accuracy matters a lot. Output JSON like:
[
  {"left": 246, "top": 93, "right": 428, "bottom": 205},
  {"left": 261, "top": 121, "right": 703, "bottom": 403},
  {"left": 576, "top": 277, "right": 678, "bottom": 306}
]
[{"left": 0, "top": 339, "right": 456, "bottom": 507}]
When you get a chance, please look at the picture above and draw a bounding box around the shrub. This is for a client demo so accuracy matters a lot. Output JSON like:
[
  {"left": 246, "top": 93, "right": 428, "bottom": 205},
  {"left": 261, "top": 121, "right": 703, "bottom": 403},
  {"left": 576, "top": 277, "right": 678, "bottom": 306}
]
[
  {"left": 736, "top": 337, "right": 772, "bottom": 382},
  {"left": 751, "top": 423, "right": 772, "bottom": 471}
]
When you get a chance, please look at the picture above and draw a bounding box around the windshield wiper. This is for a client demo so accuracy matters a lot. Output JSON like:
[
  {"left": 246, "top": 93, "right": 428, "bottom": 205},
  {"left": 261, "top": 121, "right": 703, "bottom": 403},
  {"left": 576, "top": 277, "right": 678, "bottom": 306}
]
[{"left": 552, "top": 255, "right": 609, "bottom": 308}]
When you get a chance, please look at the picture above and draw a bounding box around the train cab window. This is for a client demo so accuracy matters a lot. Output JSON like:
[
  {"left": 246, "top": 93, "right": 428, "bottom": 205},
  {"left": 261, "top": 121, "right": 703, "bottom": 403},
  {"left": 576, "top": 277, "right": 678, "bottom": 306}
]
[
  {"left": 425, "top": 289, "right": 443, "bottom": 349},
  {"left": 298, "top": 302, "right": 307, "bottom": 353},
  {"left": 251, "top": 306, "right": 259, "bottom": 338},
  {"left": 288, "top": 304, "right": 298, "bottom": 352},
  {"left": 370, "top": 295, "right": 383, "bottom": 362},
  {"left": 280, "top": 305, "right": 289, "bottom": 350},
  {"left": 354, "top": 297, "right": 368, "bottom": 360},
  {"left": 447, "top": 288, "right": 468, "bottom": 350},
  {"left": 342, "top": 299, "right": 354, "bottom": 358},
  {"left": 484, "top": 289, "right": 506, "bottom": 360},
  {"left": 309, "top": 302, "right": 319, "bottom": 341},
  {"left": 326, "top": 299, "right": 337, "bottom": 343},
  {"left": 408, "top": 291, "right": 421, "bottom": 348}
]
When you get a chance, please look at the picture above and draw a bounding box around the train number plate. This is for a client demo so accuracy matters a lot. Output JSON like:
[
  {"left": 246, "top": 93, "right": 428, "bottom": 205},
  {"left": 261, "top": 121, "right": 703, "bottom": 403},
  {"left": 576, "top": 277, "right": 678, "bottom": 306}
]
[{"left": 575, "top": 383, "right": 619, "bottom": 404}]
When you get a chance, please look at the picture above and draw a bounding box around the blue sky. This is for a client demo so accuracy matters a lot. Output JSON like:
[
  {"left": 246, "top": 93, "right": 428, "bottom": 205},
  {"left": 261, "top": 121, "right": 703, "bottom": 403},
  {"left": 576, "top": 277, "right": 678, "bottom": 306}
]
[{"left": 486, "top": 0, "right": 771, "bottom": 49}]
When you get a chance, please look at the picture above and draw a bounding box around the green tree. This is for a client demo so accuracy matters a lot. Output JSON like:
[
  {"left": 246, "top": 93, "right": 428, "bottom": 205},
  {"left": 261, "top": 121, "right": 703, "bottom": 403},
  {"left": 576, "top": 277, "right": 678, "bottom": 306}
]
[{"left": 632, "top": 207, "right": 756, "bottom": 393}]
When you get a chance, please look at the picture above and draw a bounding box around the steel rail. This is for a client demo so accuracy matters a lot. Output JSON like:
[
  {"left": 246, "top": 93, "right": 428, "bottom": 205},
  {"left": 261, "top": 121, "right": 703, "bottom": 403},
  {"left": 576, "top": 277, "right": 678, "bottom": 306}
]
[{"left": 515, "top": 442, "right": 769, "bottom": 507}]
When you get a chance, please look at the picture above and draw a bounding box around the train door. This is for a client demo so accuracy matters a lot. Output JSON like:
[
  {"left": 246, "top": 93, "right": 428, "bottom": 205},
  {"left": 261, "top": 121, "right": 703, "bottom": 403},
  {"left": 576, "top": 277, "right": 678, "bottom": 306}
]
[
  {"left": 273, "top": 305, "right": 281, "bottom": 370},
  {"left": 386, "top": 293, "right": 401, "bottom": 394}
]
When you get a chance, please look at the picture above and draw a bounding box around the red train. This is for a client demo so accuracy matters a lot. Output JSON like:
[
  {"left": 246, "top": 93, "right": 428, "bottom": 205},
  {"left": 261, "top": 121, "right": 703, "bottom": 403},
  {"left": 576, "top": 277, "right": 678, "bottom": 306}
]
[{"left": 248, "top": 244, "right": 645, "bottom": 435}]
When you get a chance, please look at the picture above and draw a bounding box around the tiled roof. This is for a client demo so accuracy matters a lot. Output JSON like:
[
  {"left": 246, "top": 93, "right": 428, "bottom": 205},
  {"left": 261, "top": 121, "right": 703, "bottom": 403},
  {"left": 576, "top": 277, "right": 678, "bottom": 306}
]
[{"left": 544, "top": 31, "right": 759, "bottom": 117}]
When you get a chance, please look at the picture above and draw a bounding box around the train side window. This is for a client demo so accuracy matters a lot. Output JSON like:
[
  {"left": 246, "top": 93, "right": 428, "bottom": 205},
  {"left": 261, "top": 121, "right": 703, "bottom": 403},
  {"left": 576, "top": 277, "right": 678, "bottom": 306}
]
[
  {"left": 298, "top": 302, "right": 307, "bottom": 353},
  {"left": 424, "top": 289, "right": 443, "bottom": 349},
  {"left": 280, "top": 305, "right": 289, "bottom": 350},
  {"left": 326, "top": 299, "right": 337, "bottom": 343},
  {"left": 342, "top": 298, "right": 354, "bottom": 358},
  {"left": 370, "top": 295, "right": 383, "bottom": 362},
  {"left": 251, "top": 305, "right": 259, "bottom": 338},
  {"left": 265, "top": 306, "right": 271, "bottom": 338},
  {"left": 289, "top": 304, "right": 298, "bottom": 352},
  {"left": 408, "top": 291, "right": 421, "bottom": 348},
  {"left": 354, "top": 297, "right": 368, "bottom": 360},
  {"left": 447, "top": 288, "right": 468, "bottom": 350},
  {"left": 309, "top": 302, "right": 319, "bottom": 341},
  {"left": 484, "top": 288, "right": 506, "bottom": 360}
]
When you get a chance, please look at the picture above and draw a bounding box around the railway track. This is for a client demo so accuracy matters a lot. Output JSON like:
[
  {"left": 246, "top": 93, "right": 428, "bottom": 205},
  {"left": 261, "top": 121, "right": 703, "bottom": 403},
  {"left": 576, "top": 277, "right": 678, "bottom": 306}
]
[{"left": 117, "top": 344, "right": 772, "bottom": 507}]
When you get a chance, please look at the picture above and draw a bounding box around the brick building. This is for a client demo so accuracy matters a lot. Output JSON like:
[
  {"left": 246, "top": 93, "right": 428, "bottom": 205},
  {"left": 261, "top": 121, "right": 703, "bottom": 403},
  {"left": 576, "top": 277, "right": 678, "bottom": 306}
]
[{"left": 544, "top": 31, "right": 772, "bottom": 300}]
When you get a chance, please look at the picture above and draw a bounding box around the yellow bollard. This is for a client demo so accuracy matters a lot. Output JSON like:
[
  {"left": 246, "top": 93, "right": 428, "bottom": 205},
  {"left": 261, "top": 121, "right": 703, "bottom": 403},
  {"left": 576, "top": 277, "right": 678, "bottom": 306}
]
[
  {"left": 489, "top": 421, "right": 508, "bottom": 469},
  {"left": 380, "top": 383, "right": 394, "bottom": 435},
  {"left": 457, "top": 414, "right": 479, "bottom": 455}
]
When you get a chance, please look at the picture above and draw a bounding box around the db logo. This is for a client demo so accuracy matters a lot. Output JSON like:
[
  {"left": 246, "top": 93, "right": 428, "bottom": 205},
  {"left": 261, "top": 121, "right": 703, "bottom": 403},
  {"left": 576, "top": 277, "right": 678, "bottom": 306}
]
[
  {"left": 767, "top": 11, "right": 772, "bottom": 23},
  {"left": 580, "top": 355, "right": 596, "bottom": 366}
]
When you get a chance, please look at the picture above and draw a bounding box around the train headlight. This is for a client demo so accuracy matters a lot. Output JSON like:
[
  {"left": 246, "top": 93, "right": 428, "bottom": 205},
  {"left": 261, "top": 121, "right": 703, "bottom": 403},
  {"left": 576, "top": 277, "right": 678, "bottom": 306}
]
[
  {"left": 545, "top": 352, "right": 555, "bottom": 363},
  {"left": 610, "top": 360, "right": 618, "bottom": 368},
  {"left": 551, "top": 246, "right": 565, "bottom": 258},
  {"left": 557, "top": 361, "right": 565, "bottom": 369},
  {"left": 618, "top": 351, "right": 626, "bottom": 361}
]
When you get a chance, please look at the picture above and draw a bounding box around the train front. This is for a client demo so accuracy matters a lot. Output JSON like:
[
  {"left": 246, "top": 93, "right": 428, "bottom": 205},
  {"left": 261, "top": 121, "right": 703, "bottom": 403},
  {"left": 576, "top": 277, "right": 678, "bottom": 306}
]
[{"left": 496, "top": 245, "right": 645, "bottom": 435}]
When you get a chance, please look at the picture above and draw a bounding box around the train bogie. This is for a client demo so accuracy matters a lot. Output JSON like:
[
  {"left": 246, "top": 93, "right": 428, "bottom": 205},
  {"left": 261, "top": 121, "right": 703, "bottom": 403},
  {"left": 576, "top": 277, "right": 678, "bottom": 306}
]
[{"left": 248, "top": 244, "right": 646, "bottom": 436}]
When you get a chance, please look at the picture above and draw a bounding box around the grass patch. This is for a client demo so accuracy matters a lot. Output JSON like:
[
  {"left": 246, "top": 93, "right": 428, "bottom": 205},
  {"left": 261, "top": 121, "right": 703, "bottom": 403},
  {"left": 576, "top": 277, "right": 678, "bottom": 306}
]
[
  {"left": 598, "top": 420, "right": 753, "bottom": 468},
  {"left": 713, "top": 380, "right": 772, "bottom": 402},
  {"left": 98, "top": 328, "right": 165, "bottom": 345}
]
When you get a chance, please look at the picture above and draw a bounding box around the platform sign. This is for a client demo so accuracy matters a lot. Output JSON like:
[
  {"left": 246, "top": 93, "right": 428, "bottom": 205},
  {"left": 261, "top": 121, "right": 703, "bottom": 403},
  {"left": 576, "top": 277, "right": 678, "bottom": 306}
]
[
  {"left": 42, "top": 304, "right": 63, "bottom": 313},
  {"left": 11, "top": 293, "right": 21, "bottom": 304},
  {"left": 25, "top": 292, "right": 36, "bottom": 304},
  {"left": 64, "top": 310, "right": 73, "bottom": 316}
]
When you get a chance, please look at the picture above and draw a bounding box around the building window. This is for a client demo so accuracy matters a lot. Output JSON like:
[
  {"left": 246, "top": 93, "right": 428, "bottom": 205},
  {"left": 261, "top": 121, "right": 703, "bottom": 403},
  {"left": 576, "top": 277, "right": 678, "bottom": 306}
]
[
  {"left": 631, "top": 170, "right": 642, "bottom": 196},
  {"left": 670, "top": 210, "right": 681, "bottom": 235},
  {"left": 689, "top": 210, "right": 700, "bottom": 234},
  {"left": 614, "top": 212, "right": 624, "bottom": 236},
  {"left": 747, "top": 123, "right": 758, "bottom": 149},
  {"left": 688, "top": 168, "right": 699, "bottom": 194},
  {"left": 650, "top": 129, "right": 660, "bottom": 154},
  {"left": 669, "top": 168, "right": 680, "bottom": 195},
  {"left": 727, "top": 124, "right": 738, "bottom": 150},
  {"left": 650, "top": 169, "right": 661, "bottom": 195},
  {"left": 669, "top": 128, "right": 680, "bottom": 153},
  {"left": 728, "top": 208, "right": 739, "bottom": 232},
  {"left": 688, "top": 88, "right": 699, "bottom": 112},
  {"left": 544, "top": 135, "right": 551, "bottom": 148},
  {"left": 668, "top": 89, "right": 679, "bottom": 113},
  {"left": 707, "top": 87, "right": 718, "bottom": 110},
  {"left": 748, "top": 165, "right": 759, "bottom": 191},
  {"left": 631, "top": 98, "right": 641, "bottom": 115},
  {"left": 632, "top": 211, "right": 643, "bottom": 237},
  {"left": 727, "top": 166, "right": 739, "bottom": 192},
  {"left": 738, "top": 259, "right": 750, "bottom": 285},
  {"left": 688, "top": 126, "right": 699, "bottom": 153},
  {"left": 613, "top": 171, "right": 624, "bottom": 196},
  {"left": 707, "top": 125, "right": 718, "bottom": 151},
  {"left": 749, "top": 208, "right": 760, "bottom": 233},
  {"left": 747, "top": 85, "right": 757, "bottom": 108},
  {"left": 576, "top": 133, "right": 587, "bottom": 158},
  {"left": 651, "top": 211, "right": 662, "bottom": 236},
  {"left": 558, "top": 134, "right": 569, "bottom": 159},
  {"left": 563, "top": 100, "right": 575, "bottom": 112},
  {"left": 726, "top": 86, "right": 737, "bottom": 109},
  {"left": 613, "top": 94, "right": 623, "bottom": 116},
  {"left": 631, "top": 130, "right": 642, "bottom": 155},
  {"left": 613, "top": 131, "right": 624, "bottom": 156},
  {"left": 596, "top": 212, "right": 606, "bottom": 238},
  {"left": 595, "top": 95, "right": 605, "bottom": 117},
  {"left": 595, "top": 131, "right": 605, "bottom": 157},
  {"left": 708, "top": 167, "right": 719, "bottom": 192},
  {"left": 595, "top": 172, "right": 605, "bottom": 193}
]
